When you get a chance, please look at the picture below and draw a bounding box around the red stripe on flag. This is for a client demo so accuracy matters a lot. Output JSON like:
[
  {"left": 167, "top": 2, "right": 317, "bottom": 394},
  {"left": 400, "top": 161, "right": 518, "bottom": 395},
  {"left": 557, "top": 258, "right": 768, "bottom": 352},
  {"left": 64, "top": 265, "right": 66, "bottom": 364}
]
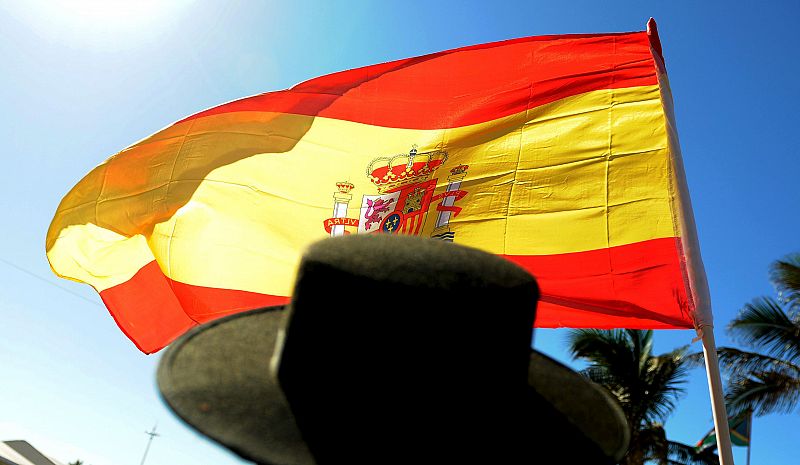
[
  {"left": 99, "top": 261, "right": 197, "bottom": 354},
  {"left": 99, "top": 262, "right": 288, "bottom": 354},
  {"left": 506, "top": 237, "right": 693, "bottom": 329},
  {"left": 179, "top": 33, "right": 657, "bottom": 129},
  {"left": 99, "top": 237, "right": 692, "bottom": 353}
]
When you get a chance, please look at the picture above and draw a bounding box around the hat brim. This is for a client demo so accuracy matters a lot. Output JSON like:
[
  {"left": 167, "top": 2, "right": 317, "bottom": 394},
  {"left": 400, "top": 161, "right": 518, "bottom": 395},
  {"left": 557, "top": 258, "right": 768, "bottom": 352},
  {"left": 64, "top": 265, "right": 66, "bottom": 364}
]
[{"left": 158, "top": 306, "right": 629, "bottom": 465}]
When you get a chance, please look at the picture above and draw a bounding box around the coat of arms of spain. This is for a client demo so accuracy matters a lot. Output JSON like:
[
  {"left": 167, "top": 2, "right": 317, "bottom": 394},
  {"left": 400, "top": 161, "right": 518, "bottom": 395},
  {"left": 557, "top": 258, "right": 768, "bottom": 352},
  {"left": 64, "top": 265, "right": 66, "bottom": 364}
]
[{"left": 322, "top": 145, "right": 469, "bottom": 242}]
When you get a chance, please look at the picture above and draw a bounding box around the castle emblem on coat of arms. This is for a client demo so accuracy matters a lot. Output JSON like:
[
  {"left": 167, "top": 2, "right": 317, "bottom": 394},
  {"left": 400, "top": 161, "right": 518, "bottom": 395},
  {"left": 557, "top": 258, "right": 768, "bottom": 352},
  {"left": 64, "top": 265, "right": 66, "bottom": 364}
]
[{"left": 322, "top": 145, "right": 469, "bottom": 241}]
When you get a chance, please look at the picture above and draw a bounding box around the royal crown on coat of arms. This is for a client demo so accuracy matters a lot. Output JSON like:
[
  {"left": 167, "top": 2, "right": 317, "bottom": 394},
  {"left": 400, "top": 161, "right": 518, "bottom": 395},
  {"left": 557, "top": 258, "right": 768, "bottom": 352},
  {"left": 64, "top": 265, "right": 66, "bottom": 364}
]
[
  {"left": 366, "top": 145, "right": 448, "bottom": 194},
  {"left": 335, "top": 181, "right": 355, "bottom": 194}
]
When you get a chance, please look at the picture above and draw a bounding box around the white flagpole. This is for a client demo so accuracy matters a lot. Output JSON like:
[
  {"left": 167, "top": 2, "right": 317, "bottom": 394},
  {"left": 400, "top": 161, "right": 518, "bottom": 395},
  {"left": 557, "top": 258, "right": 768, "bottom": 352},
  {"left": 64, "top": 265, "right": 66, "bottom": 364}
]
[{"left": 699, "top": 325, "right": 735, "bottom": 465}]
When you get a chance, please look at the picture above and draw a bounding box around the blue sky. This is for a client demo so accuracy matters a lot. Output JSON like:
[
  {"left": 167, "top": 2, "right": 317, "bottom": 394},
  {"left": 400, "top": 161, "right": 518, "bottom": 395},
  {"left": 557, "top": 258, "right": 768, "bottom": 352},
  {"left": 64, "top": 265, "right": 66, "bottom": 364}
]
[{"left": 1, "top": 1, "right": 798, "bottom": 464}]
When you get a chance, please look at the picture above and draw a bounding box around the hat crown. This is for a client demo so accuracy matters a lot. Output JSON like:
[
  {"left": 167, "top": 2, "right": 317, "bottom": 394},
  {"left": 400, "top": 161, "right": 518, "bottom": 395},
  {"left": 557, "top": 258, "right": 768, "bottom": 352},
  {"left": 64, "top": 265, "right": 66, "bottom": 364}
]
[{"left": 276, "top": 235, "right": 539, "bottom": 462}]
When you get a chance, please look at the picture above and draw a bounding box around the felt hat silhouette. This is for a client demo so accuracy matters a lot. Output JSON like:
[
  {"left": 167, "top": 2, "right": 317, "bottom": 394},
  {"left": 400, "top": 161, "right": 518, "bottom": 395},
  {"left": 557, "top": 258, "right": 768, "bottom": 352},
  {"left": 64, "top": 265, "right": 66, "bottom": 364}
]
[{"left": 157, "top": 234, "right": 629, "bottom": 464}]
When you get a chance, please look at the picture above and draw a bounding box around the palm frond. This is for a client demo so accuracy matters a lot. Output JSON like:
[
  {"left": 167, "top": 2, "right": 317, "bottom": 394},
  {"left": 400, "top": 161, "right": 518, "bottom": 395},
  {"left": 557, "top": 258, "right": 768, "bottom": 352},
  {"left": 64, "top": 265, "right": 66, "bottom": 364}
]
[
  {"left": 635, "top": 425, "right": 718, "bottom": 465},
  {"left": 568, "top": 329, "right": 644, "bottom": 423},
  {"left": 581, "top": 365, "right": 627, "bottom": 398},
  {"left": 640, "top": 348, "right": 689, "bottom": 422},
  {"left": 717, "top": 347, "right": 800, "bottom": 377},
  {"left": 567, "top": 329, "right": 633, "bottom": 365},
  {"left": 728, "top": 297, "right": 800, "bottom": 362},
  {"left": 567, "top": 329, "right": 639, "bottom": 385},
  {"left": 568, "top": 329, "right": 691, "bottom": 431},
  {"left": 771, "top": 254, "right": 800, "bottom": 306},
  {"left": 637, "top": 423, "right": 669, "bottom": 465},
  {"left": 667, "top": 441, "right": 720, "bottom": 465},
  {"left": 684, "top": 350, "right": 706, "bottom": 369},
  {"left": 633, "top": 329, "right": 655, "bottom": 373},
  {"left": 726, "top": 369, "right": 800, "bottom": 416}
]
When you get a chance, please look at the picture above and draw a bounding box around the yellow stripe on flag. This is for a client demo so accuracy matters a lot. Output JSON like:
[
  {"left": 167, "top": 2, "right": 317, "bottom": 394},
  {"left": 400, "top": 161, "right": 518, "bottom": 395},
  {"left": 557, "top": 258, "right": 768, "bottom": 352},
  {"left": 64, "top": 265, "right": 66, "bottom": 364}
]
[{"left": 49, "top": 85, "right": 675, "bottom": 296}]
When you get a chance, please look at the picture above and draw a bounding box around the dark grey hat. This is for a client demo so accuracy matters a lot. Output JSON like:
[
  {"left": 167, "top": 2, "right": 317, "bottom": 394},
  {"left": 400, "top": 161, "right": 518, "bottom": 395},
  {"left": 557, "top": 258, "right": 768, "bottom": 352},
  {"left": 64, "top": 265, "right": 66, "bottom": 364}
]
[{"left": 157, "top": 235, "right": 629, "bottom": 464}]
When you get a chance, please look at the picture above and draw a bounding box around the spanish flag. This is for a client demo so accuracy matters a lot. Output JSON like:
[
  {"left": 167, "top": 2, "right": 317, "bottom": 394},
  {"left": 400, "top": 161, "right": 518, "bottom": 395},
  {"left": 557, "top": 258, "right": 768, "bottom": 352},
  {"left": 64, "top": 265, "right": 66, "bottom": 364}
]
[{"left": 46, "top": 19, "right": 710, "bottom": 353}]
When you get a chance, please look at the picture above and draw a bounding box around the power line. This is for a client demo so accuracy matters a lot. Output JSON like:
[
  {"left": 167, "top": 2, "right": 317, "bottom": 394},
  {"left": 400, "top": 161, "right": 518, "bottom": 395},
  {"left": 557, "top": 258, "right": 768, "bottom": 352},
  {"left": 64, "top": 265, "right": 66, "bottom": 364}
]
[{"left": 0, "top": 257, "right": 103, "bottom": 307}]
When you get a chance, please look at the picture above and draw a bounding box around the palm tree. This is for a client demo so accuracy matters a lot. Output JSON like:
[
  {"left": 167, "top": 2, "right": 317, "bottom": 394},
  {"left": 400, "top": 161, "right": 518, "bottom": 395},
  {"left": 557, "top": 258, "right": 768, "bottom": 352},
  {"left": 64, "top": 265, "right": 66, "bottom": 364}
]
[
  {"left": 716, "top": 254, "right": 800, "bottom": 417},
  {"left": 567, "top": 329, "right": 718, "bottom": 465}
]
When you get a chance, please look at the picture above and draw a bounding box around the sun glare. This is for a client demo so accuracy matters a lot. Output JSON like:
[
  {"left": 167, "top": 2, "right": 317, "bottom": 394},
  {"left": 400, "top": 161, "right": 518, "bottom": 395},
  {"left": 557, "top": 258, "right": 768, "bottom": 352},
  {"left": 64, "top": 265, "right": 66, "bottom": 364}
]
[{"left": 5, "top": 0, "right": 196, "bottom": 50}]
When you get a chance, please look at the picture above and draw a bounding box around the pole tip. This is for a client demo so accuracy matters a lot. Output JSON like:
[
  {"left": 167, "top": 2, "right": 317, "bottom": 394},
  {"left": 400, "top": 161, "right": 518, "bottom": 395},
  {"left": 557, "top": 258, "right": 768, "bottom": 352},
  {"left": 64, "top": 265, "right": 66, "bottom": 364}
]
[{"left": 646, "top": 17, "right": 665, "bottom": 71}]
